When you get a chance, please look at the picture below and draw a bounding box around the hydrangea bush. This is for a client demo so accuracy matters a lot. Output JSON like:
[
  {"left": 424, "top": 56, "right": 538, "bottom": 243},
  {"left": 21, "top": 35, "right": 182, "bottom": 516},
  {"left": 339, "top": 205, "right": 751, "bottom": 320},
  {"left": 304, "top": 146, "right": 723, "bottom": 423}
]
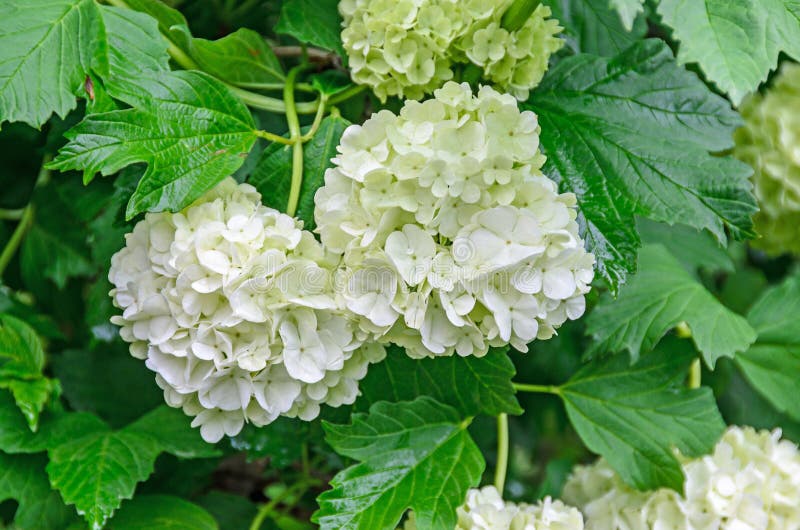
[
  {"left": 734, "top": 63, "right": 800, "bottom": 255},
  {"left": 315, "top": 82, "right": 593, "bottom": 358},
  {"left": 340, "top": 0, "right": 563, "bottom": 100},
  {"left": 109, "top": 178, "right": 385, "bottom": 442},
  {"left": 0, "top": 0, "right": 798, "bottom": 529},
  {"left": 564, "top": 427, "right": 800, "bottom": 529}
]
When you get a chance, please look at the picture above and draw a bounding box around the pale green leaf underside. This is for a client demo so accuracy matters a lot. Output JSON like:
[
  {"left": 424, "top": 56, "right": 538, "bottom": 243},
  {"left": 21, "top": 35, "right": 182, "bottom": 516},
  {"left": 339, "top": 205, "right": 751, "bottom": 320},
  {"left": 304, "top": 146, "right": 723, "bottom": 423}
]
[
  {"left": 609, "top": 0, "right": 645, "bottom": 30},
  {"left": 100, "top": 5, "right": 170, "bottom": 88},
  {"left": 737, "top": 275, "right": 800, "bottom": 421},
  {"left": 637, "top": 219, "right": 735, "bottom": 274},
  {"left": 0, "top": 1, "right": 171, "bottom": 127},
  {"left": 50, "top": 70, "right": 257, "bottom": 217},
  {"left": 545, "top": 0, "right": 647, "bottom": 56},
  {"left": 562, "top": 339, "right": 725, "bottom": 491},
  {"left": 0, "top": 0, "right": 103, "bottom": 127},
  {"left": 658, "top": 0, "right": 800, "bottom": 104},
  {"left": 586, "top": 244, "right": 757, "bottom": 367},
  {"left": 315, "top": 397, "right": 484, "bottom": 530}
]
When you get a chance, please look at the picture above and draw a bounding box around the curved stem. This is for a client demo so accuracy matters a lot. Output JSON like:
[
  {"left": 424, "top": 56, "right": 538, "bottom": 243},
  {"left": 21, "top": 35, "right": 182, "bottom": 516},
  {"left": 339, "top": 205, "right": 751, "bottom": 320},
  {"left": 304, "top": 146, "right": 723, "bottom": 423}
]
[
  {"left": 494, "top": 413, "right": 509, "bottom": 494},
  {"left": 0, "top": 155, "right": 50, "bottom": 278},
  {"left": 0, "top": 205, "right": 34, "bottom": 278},
  {"left": 512, "top": 382, "right": 561, "bottom": 395},
  {"left": 0, "top": 209, "right": 24, "bottom": 220},
  {"left": 501, "top": 0, "right": 540, "bottom": 31},
  {"left": 688, "top": 359, "right": 701, "bottom": 389},
  {"left": 300, "top": 95, "right": 328, "bottom": 142},
  {"left": 326, "top": 84, "right": 366, "bottom": 108},
  {"left": 284, "top": 65, "right": 311, "bottom": 217},
  {"left": 249, "top": 479, "right": 317, "bottom": 530},
  {"left": 254, "top": 129, "right": 294, "bottom": 145},
  {"left": 237, "top": 82, "right": 315, "bottom": 93}
]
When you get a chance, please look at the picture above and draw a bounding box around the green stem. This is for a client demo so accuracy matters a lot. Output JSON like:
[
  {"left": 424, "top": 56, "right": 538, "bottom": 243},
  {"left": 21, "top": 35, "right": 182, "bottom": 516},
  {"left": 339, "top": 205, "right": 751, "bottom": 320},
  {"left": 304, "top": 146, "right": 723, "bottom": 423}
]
[
  {"left": 104, "top": 0, "right": 367, "bottom": 116},
  {"left": 0, "top": 205, "right": 34, "bottom": 278},
  {"left": 494, "top": 414, "right": 509, "bottom": 494},
  {"left": 301, "top": 442, "right": 311, "bottom": 477},
  {"left": 0, "top": 155, "right": 50, "bottom": 278},
  {"left": 249, "top": 479, "right": 316, "bottom": 530},
  {"left": 300, "top": 95, "right": 328, "bottom": 142},
  {"left": 254, "top": 129, "right": 294, "bottom": 145},
  {"left": 326, "top": 84, "right": 367, "bottom": 108},
  {"left": 165, "top": 39, "right": 199, "bottom": 70},
  {"left": 688, "top": 359, "right": 701, "bottom": 389},
  {"left": 284, "top": 65, "right": 310, "bottom": 217},
  {"left": 0, "top": 209, "right": 24, "bottom": 220},
  {"left": 512, "top": 382, "right": 561, "bottom": 395},
  {"left": 501, "top": 0, "right": 540, "bottom": 32},
  {"left": 237, "top": 82, "right": 315, "bottom": 93}
]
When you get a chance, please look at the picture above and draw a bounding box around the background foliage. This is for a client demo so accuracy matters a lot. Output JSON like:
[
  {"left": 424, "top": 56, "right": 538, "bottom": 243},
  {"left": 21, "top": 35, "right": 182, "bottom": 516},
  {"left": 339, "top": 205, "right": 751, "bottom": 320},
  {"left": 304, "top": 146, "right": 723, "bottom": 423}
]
[{"left": 0, "top": 0, "right": 798, "bottom": 529}]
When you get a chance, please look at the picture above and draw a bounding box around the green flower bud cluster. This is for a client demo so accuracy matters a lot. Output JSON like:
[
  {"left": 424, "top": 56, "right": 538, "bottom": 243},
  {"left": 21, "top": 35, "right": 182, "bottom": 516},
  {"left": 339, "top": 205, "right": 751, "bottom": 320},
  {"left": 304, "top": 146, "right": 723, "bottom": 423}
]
[
  {"left": 339, "top": 0, "right": 563, "bottom": 101},
  {"left": 734, "top": 63, "right": 800, "bottom": 255}
]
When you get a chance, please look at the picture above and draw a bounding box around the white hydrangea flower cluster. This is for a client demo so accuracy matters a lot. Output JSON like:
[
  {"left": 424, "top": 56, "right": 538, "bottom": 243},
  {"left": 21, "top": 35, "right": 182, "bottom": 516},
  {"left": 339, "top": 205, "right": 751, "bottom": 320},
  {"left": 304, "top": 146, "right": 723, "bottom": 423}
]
[
  {"left": 315, "top": 82, "right": 594, "bottom": 359},
  {"left": 339, "top": 0, "right": 563, "bottom": 101},
  {"left": 563, "top": 426, "right": 800, "bottom": 530},
  {"left": 402, "top": 486, "right": 585, "bottom": 529},
  {"left": 109, "top": 178, "right": 385, "bottom": 443},
  {"left": 453, "top": 3, "right": 564, "bottom": 100},
  {"left": 733, "top": 62, "right": 800, "bottom": 256}
]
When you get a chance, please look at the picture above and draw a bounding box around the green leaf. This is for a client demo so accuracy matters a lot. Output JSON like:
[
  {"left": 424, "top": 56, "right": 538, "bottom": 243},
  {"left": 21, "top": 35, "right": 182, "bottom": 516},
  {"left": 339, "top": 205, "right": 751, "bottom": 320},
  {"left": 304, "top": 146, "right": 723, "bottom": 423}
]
[
  {"left": 0, "top": 314, "right": 57, "bottom": 430},
  {"left": 276, "top": 0, "right": 345, "bottom": 56},
  {"left": 314, "top": 397, "right": 484, "bottom": 530},
  {"left": 657, "top": 0, "right": 800, "bottom": 104},
  {"left": 0, "top": 452, "right": 76, "bottom": 530},
  {"left": 0, "top": 287, "right": 63, "bottom": 340},
  {"left": 249, "top": 113, "right": 349, "bottom": 227},
  {"left": 560, "top": 338, "right": 725, "bottom": 491},
  {"left": 52, "top": 347, "right": 163, "bottom": 428},
  {"left": 545, "top": 0, "right": 647, "bottom": 56},
  {"left": 196, "top": 492, "right": 258, "bottom": 530},
  {"left": 0, "top": 390, "right": 107, "bottom": 454},
  {"left": 119, "top": 0, "right": 186, "bottom": 36},
  {"left": 586, "top": 244, "right": 756, "bottom": 367},
  {"left": 608, "top": 0, "right": 644, "bottom": 30},
  {"left": 229, "top": 417, "right": 311, "bottom": 468},
  {"left": 524, "top": 40, "right": 756, "bottom": 291},
  {"left": 49, "top": 70, "right": 257, "bottom": 218},
  {"left": 171, "top": 26, "right": 285, "bottom": 88},
  {"left": 46, "top": 422, "right": 162, "bottom": 530},
  {"left": 2, "top": 378, "right": 58, "bottom": 433},
  {"left": 108, "top": 495, "right": 218, "bottom": 530},
  {"left": 0, "top": 0, "right": 105, "bottom": 128},
  {"left": 737, "top": 275, "right": 800, "bottom": 421},
  {"left": 637, "top": 218, "right": 735, "bottom": 274},
  {"left": 311, "top": 70, "right": 355, "bottom": 96},
  {"left": 99, "top": 5, "right": 170, "bottom": 92},
  {"left": 126, "top": 406, "right": 222, "bottom": 459},
  {"left": 20, "top": 185, "right": 94, "bottom": 290},
  {"left": 0, "top": 314, "right": 44, "bottom": 378},
  {"left": 357, "top": 346, "right": 523, "bottom": 417}
]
